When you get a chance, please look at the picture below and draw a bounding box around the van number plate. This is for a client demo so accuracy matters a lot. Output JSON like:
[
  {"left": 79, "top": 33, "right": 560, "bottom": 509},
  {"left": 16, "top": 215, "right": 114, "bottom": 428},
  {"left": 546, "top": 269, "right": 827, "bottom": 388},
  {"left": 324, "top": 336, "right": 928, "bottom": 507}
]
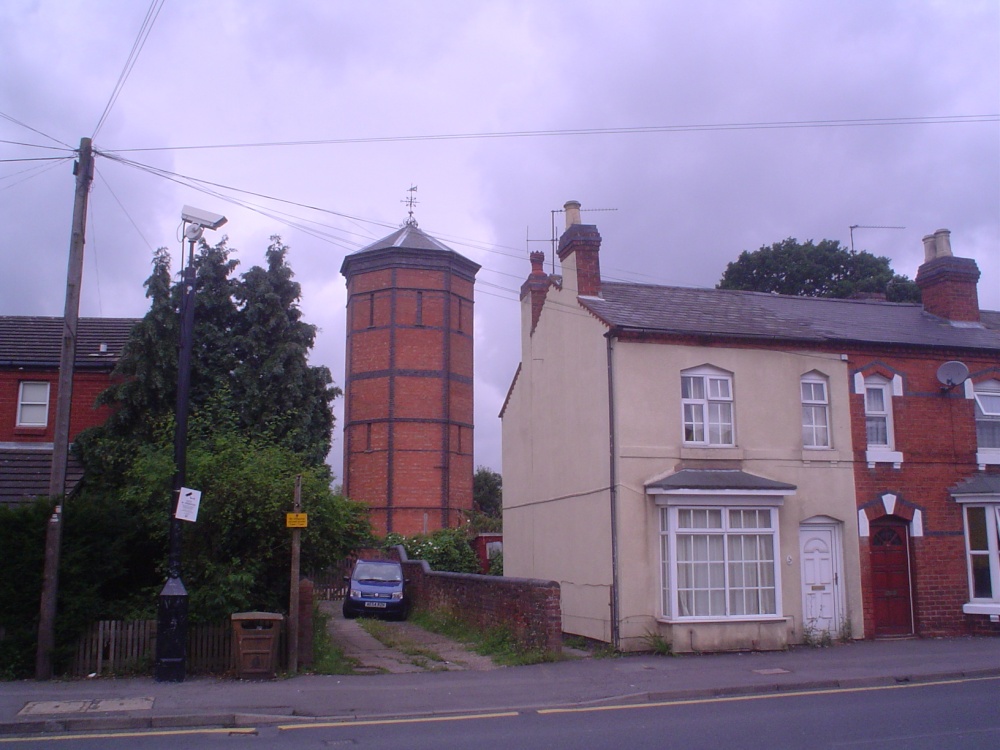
[{"left": 365, "top": 602, "right": 387, "bottom": 608}]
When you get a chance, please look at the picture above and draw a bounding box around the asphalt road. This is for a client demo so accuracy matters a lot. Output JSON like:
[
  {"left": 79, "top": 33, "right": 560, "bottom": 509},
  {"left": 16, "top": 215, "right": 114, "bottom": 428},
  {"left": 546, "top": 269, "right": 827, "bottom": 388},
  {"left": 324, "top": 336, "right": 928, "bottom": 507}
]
[{"left": 5, "top": 674, "right": 996, "bottom": 749}]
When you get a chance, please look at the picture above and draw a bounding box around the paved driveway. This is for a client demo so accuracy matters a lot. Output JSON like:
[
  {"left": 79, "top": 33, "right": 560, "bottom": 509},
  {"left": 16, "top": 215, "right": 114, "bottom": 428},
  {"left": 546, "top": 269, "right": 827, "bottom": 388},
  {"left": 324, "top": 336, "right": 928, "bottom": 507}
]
[{"left": 321, "top": 601, "right": 499, "bottom": 674}]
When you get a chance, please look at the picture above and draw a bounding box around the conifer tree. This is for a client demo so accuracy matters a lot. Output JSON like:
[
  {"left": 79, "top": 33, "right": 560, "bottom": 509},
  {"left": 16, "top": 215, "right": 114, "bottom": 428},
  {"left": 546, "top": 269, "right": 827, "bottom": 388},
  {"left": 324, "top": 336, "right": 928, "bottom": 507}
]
[
  {"left": 83, "top": 236, "right": 336, "bottom": 470},
  {"left": 232, "top": 237, "right": 338, "bottom": 464}
]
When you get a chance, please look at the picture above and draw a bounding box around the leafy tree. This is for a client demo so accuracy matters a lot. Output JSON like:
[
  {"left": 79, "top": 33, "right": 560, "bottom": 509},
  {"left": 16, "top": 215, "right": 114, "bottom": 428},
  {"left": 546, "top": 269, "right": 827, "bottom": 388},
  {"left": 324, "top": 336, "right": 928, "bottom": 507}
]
[
  {"left": 717, "top": 238, "right": 921, "bottom": 302},
  {"left": 0, "top": 501, "right": 51, "bottom": 679},
  {"left": 383, "top": 528, "right": 480, "bottom": 574},
  {"left": 1, "top": 237, "right": 367, "bottom": 676},
  {"left": 110, "top": 409, "right": 372, "bottom": 621},
  {"left": 472, "top": 466, "right": 502, "bottom": 519}
]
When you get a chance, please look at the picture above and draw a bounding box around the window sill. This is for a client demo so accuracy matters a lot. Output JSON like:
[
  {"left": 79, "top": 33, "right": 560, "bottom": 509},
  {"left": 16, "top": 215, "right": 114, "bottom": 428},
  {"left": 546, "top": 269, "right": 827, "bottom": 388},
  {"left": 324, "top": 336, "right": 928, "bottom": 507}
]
[
  {"left": 658, "top": 615, "right": 786, "bottom": 624},
  {"left": 866, "top": 449, "right": 903, "bottom": 469},
  {"left": 977, "top": 451, "right": 1000, "bottom": 470},
  {"left": 801, "top": 448, "right": 841, "bottom": 463},
  {"left": 963, "top": 602, "right": 1000, "bottom": 616},
  {"left": 679, "top": 446, "right": 743, "bottom": 461}
]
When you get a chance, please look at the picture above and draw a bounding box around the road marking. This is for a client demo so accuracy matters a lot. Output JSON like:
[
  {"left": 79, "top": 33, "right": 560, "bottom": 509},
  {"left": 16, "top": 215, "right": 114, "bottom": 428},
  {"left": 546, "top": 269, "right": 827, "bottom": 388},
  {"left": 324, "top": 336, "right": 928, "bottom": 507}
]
[
  {"left": 0, "top": 727, "right": 257, "bottom": 743},
  {"left": 538, "top": 674, "right": 1000, "bottom": 715},
  {"left": 279, "top": 711, "right": 519, "bottom": 732}
]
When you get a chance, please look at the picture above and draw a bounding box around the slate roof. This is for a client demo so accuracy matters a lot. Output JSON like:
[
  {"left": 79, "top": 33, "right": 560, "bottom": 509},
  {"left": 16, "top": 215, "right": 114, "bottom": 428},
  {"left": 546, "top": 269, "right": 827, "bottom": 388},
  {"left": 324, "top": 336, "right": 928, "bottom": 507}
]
[
  {"left": 578, "top": 283, "right": 1000, "bottom": 352},
  {"left": 354, "top": 223, "right": 456, "bottom": 254},
  {"left": 646, "top": 469, "right": 797, "bottom": 493},
  {"left": 0, "top": 317, "right": 137, "bottom": 370},
  {"left": 949, "top": 473, "right": 1000, "bottom": 497},
  {"left": 340, "top": 223, "right": 480, "bottom": 280},
  {"left": 0, "top": 448, "right": 83, "bottom": 508}
]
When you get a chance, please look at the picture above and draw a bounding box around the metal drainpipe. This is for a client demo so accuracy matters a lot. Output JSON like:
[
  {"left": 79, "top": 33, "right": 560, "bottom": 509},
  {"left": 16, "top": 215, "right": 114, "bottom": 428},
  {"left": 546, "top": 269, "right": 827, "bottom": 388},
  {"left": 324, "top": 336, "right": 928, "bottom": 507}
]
[{"left": 605, "top": 329, "right": 621, "bottom": 650}]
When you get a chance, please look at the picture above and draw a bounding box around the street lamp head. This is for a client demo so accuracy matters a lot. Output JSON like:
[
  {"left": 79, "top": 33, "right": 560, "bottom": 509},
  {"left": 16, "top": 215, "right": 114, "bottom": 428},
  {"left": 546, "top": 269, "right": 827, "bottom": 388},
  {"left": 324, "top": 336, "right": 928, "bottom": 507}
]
[{"left": 181, "top": 205, "right": 228, "bottom": 231}]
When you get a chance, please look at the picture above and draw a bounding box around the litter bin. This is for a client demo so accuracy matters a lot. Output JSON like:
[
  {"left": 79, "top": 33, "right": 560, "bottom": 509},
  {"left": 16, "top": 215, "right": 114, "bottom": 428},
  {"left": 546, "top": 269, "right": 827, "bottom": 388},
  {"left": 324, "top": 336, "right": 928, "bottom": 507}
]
[{"left": 231, "top": 612, "right": 284, "bottom": 679}]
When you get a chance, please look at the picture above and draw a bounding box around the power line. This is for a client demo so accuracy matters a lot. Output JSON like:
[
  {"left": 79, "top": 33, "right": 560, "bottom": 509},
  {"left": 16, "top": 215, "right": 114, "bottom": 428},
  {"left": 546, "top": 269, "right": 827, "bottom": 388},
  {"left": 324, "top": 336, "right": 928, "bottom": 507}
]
[
  {"left": 95, "top": 165, "right": 155, "bottom": 252},
  {"left": 100, "top": 151, "right": 397, "bottom": 234},
  {"left": 102, "top": 114, "right": 999, "bottom": 154},
  {"left": 0, "top": 156, "right": 72, "bottom": 163},
  {"left": 0, "top": 111, "right": 72, "bottom": 149},
  {"left": 0, "top": 157, "right": 73, "bottom": 191},
  {"left": 92, "top": 0, "right": 166, "bottom": 139},
  {"left": 95, "top": 149, "right": 742, "bottom": 304}
]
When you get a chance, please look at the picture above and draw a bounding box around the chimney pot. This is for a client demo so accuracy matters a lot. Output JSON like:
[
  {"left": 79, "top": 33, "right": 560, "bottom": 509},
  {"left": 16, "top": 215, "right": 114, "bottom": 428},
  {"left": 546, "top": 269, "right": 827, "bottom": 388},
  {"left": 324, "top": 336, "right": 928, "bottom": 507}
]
[
  {"left": 933, "top": 228, "right": 952, "bottom": 258},
  {"left": 529, "top": 251, "right": 546, "bottom": 275},
  {"left": 922, "top": 234, "right": 937, "bottom": 262},
  {"left": 564, "top": 200, "right": 582, "bottom": 229}
]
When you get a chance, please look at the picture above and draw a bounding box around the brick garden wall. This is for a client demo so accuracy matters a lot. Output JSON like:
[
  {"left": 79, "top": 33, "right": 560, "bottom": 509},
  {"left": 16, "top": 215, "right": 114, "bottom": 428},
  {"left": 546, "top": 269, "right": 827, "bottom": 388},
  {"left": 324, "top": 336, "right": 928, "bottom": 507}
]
[{"left": 382, "top": 546, "right": 562, "bottom": 654}]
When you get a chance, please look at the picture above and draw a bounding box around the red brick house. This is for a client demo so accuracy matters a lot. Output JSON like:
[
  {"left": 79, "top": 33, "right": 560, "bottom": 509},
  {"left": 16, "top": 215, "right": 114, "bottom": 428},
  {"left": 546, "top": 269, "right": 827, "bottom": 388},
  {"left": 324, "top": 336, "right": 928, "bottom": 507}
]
[
  {"left": 849, "top": 230, "right": 1000, "bottom": 637},
  {"left": 0, "top": 316, "right": 135, "bottom": 506},
  {"left": 340, "top": 222, "right": 479, "bottom": 536}
]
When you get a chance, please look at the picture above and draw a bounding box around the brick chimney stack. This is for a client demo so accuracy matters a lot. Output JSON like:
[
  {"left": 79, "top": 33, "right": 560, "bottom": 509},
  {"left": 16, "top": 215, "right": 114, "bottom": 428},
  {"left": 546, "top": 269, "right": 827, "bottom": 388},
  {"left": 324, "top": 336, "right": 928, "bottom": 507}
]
[
  {"left": 521, "top": 250, "right": 550, "bottom": 333},
  {"left": 557, "top": 200, "right": 603, "bottom": 297},
  {"left": 915, "top": 228, "right": 981, "bottom": 322}
]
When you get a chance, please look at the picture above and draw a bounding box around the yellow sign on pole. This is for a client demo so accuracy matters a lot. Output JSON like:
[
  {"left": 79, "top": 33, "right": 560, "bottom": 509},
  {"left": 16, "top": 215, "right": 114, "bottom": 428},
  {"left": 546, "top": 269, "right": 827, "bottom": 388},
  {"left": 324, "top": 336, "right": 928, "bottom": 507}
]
[{"left": 286, "top": 513, "right": 308, "bottom": 528}]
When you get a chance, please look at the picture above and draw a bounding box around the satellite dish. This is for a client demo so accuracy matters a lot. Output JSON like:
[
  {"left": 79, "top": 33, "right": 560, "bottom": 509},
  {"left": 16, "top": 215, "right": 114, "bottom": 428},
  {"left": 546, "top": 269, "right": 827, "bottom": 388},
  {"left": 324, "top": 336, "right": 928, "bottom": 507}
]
[{"left": 936, "top": 360, "right": 969, "bottom": 389}]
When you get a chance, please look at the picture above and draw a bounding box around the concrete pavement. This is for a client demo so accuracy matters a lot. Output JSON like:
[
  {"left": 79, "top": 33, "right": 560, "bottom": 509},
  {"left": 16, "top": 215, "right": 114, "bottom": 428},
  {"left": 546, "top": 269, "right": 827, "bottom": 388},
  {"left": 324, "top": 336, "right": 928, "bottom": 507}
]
[
  {"left": 0, "top": 632, "right": 997, "bottom": 736},
  {"left": 325, "top": 601, "right": 498, "bottom": 673}
]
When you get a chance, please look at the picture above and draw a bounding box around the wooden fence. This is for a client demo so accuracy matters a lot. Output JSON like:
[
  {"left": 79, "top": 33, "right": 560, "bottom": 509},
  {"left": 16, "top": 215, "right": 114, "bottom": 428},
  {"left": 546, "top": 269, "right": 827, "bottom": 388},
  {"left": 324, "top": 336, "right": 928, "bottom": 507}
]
[
  {"left": 310, "top": 559, "right": 354, "bottom": 601},
  {"left": 72, "top": 620, "right": 248, "bottom": 677}
]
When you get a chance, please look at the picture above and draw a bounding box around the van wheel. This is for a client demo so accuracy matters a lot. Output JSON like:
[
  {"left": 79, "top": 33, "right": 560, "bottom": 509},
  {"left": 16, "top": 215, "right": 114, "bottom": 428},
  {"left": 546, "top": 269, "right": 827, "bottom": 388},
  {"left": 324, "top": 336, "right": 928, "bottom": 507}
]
[{"left": 342, "top": 604, "right": 357, "bottom": 619}]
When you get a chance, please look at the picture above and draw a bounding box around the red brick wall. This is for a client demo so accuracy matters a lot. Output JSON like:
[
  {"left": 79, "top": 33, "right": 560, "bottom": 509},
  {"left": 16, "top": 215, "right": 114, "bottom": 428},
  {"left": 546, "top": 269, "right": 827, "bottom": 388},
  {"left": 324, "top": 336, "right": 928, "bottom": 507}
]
[
  {"left": 849, "top": 349, "right": 1000, "bottom": 637},
  {"left": 916, "top": 256, "right": 981, "bottom": 322},
  {"left": 388, "top": 546, "right": 562, "bottom": 654},
  {"left": 342, "top": 260, "right": 476, "bottom": 536},
  {"left": 0, "top": 369, "right": 117, "bottom": 443}
]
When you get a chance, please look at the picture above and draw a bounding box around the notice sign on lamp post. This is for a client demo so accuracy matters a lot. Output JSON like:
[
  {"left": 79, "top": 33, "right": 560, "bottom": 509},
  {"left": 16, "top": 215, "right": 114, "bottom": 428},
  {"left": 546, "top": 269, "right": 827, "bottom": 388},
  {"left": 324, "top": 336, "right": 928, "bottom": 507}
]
[{"left": 175, "top": 487, "right": 202, "bottom": 523}]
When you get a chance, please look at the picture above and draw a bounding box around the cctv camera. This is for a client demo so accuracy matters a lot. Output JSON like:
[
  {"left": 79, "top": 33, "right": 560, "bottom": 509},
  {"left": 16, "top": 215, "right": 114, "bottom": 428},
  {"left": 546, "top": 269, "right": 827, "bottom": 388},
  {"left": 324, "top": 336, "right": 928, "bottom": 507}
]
[{"left": 181, "top": 205, "right": 228, "bottom": 230}]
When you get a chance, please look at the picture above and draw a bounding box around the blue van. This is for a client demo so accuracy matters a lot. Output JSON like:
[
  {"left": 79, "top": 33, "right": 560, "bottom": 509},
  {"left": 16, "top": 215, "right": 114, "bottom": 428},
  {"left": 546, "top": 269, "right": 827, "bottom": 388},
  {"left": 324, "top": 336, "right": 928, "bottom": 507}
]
[{"left": 342, "top": 560, "right": 409, "bottom": 620}]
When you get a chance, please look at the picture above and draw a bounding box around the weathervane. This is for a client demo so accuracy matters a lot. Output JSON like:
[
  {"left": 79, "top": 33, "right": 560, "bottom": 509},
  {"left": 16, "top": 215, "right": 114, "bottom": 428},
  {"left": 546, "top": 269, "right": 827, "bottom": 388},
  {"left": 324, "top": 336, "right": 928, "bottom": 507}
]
[{"left": 402, "top": 185, "right": 419, "bottom": 226}]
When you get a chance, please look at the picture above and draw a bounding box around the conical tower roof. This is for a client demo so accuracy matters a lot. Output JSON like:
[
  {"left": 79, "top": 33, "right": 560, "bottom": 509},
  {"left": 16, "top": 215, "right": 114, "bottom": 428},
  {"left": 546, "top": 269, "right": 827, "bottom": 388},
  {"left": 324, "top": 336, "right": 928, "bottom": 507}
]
[
  {"left": 340, "top": 222, "right": 480, "bottom": 279},
  {"left": 356, "top": 223, "right": 455, "bottom": 254}
]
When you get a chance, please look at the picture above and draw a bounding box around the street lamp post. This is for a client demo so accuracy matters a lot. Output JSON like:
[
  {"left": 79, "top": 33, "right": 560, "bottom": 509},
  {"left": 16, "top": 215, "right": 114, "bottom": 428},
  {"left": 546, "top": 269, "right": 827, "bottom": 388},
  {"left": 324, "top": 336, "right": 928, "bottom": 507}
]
[{"left": 154, "top": 206, "right": 226, "bottom": 683}]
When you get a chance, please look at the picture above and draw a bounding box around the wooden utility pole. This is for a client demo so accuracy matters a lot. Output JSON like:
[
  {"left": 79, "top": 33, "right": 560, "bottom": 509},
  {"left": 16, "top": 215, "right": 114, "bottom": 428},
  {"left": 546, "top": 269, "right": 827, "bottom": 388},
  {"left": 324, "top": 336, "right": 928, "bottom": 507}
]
[
  {"left": 288, "top": 475, "right": 303, "bottom": 674},
  {"left": 36, "top": 137, "right": 94, "bottom": 680}
]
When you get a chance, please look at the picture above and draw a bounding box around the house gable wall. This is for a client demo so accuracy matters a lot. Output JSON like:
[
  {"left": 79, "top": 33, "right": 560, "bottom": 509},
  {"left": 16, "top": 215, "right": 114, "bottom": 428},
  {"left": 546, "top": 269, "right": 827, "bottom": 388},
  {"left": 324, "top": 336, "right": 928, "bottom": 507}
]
[{"left": 502, "top": 277, "right": 614, "bottom": 642}]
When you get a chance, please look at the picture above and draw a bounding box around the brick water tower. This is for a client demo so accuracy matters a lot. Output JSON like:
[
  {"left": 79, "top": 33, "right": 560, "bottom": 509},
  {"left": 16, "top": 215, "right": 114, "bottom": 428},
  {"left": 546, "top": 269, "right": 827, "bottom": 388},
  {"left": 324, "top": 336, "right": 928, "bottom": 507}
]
[{"left": 340, "top": 219, "right": 480, "bottom": 536}]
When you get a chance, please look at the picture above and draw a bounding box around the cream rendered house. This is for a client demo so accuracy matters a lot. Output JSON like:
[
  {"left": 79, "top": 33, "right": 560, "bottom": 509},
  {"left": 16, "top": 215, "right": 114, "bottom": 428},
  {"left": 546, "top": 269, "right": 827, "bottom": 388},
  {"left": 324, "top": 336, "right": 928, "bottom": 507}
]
[{"left": 501, "top": 202, "right": 864, "bottom": 652}]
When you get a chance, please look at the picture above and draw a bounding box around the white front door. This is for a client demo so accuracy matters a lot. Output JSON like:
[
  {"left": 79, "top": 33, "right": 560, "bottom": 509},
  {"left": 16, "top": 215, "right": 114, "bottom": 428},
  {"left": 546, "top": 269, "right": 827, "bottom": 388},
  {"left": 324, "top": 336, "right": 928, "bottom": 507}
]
[{"left": 799, "top": 524, "right": 842, "bottom": 635}]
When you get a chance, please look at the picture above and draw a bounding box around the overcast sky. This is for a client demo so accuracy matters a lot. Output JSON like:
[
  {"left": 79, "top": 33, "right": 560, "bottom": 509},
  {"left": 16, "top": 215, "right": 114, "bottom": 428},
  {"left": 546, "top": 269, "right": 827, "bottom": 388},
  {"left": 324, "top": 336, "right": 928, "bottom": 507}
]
[{"left": 2, "top": 0, "right": 998, "bottom": 481}]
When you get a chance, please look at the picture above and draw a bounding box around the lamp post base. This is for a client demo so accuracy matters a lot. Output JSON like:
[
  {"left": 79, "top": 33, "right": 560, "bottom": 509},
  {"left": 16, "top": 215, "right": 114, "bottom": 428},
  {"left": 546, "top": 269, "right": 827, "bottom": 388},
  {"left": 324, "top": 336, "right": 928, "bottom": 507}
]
[{"left": 154, "top": 575, "right": 188, "bottom": 682}]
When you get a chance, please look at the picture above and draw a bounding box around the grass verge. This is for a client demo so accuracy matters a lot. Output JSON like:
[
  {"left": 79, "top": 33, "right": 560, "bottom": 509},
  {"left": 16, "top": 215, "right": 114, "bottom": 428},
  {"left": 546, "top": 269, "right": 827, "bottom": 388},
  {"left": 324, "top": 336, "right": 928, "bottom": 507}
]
[
  {"left": 310, "top": 604, "right": 358, "bottom": 674},
  {"left": 410, "top": 609, "right": 558, "bottom": 666}
]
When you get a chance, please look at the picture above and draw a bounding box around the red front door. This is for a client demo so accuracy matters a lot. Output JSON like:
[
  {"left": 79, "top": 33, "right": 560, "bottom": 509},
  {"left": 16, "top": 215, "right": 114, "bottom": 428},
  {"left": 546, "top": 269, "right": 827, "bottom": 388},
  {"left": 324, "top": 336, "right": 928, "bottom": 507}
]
[{"left": 870, "top": 521, "right": 913, "bottom": 636}]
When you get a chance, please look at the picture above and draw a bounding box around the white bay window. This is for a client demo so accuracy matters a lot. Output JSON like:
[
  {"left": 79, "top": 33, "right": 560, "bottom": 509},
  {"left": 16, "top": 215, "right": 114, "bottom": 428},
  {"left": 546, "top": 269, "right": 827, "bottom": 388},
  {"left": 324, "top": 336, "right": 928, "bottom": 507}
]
[
  {"left": 961, "top": 503, "right": 1000, "bottom": 614},
  {"left": 659, "top": 503, "right": 781, "bottom": 620}
]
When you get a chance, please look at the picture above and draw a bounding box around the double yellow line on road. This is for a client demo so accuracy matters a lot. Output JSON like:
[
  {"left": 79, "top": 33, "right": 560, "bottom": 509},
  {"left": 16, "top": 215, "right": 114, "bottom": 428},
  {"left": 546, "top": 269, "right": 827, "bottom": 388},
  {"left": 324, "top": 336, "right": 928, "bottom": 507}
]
[{"left": 3, "top": 675, "right": 996, "bottom": 743}]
